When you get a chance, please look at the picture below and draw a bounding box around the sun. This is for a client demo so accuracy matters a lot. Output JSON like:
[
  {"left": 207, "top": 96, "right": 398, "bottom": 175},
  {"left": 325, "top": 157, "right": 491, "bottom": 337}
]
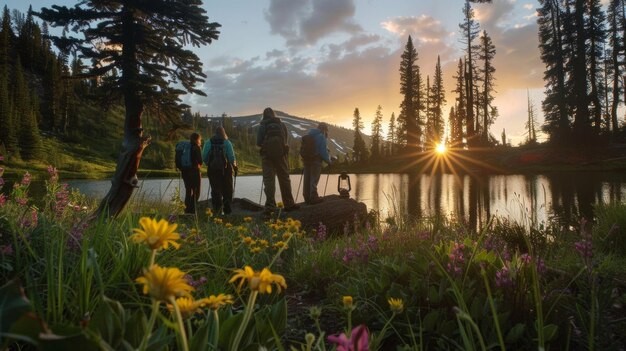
[{"left": 435, "top": 143, "right": 446, "bottom": 155}]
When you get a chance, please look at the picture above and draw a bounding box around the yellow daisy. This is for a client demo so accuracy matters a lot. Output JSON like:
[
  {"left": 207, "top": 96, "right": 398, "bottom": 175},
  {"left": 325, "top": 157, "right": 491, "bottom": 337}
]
[
  {"left": 166, "top": 296, "right": 205, "bottom": 319},
  {"left": 343, "top": 296, "right": 354, "bottom": 309},
  {"left": 243, "top": 217, "right": 253, "bottom": 222},
  {"left": 388, "top": 298, "right": 404, "bottom": 313},
  {"left": 213, "top": 217, "right": 223, "bottom": 225},
  {"left": 201, "top": 293, "right": 234, "bottom": 310},
  {"left": 130, "top": 217, "right": 180, "bottom": 251},
  {"left": 136, "top": 265, "right": 194, "bottom": 302},
  {"left": 250, "top": 247, "right": 262, "bottom": 254},
  {"left": 225, "top": 223, "right": 233, "bottom": 229},
  {"left": 205, "top": 208, "right": 213, "bottom": 217},
  {"left": 229, "top": 266, "right": 287, "bottom": 294},
  {"left": 276, "top": 202, "right": 284, "bottom": 208}
]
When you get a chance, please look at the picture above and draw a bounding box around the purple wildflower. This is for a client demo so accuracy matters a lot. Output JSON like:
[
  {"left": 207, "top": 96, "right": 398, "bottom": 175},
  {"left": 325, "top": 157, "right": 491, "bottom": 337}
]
[
  {"left": 47, "top": 166, "right": 59, "bottom": 184},
  {"left": 67, "top": 222, "right": 89, "bottom": 252},
  {"left": 252, "top": 225, "right": 261, "bottom": 237},
  {"left": 520, "top": 253, "right": 532, "bottom": 265},
  {"left": 20, "top": 172, "right": 31, "bottom": 186},
  {"left": 0, "top": 194, "right": 6, "bottom": 207},
  {"left": 0, "top": 244, "right": 13, "bottom": 255},
  {"left": 495, "top": 266, "right": 513, "bottom": 288},
  {"left": 0, "top": 177, "right": 4, "bottom": 187},
  {"left": 315, "top": 222, "right": 327, "bottom": 241}
]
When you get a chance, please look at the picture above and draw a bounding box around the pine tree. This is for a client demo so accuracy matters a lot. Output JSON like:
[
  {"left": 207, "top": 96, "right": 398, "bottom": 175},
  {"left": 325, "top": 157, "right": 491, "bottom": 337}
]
[
  {"left": 13, "top": 57, "right": 42, "bottom": 160},
  {"left": 425, "top": 75, "right": 432, "bottom": 147},
  {"left": 448, "top": 106, "right": 460, "bottom": 145},
  {"left": 478, "top": 31, "right": 496, "bottom": 143},
  {"left": 527, "top": 90, "right": 538, "bottom": 144},
  {"left": 571, "top": 0, "right": 592, "bottom": 141},
  {"left": 0, "top": 6, "right": 17, "bottom": 155},
  {"left": 459, "top": 0, "right": 480, "bottom": 147},
  {"left": 387, "top": 112, "right": 396, "bottom": 156},
  {"left": 538, "top": 0, "right": 570, "bottom": 143},
  {"left": 431, "top": 55, "right": 446, "bottom": 146},
  {"left": 398, "top": 35, "right": 423, "bottom": 153},
  {"left": 37, "top": 1, "right": 221, "bottom": 217},
  {"left": 587, "top": 0, "right": 607, "bottom": 132},
  {"left": 352, "top": 108, "right": 367, "bottom": 162},
  {"left": 607, "top": 0, "right": 623, "bottom": 134},
  {"left": 453, "top": 58, "right": 467, "bottom": 144},
  {"left": 370, "top": 105, "right": 383, "bottom": 159}
]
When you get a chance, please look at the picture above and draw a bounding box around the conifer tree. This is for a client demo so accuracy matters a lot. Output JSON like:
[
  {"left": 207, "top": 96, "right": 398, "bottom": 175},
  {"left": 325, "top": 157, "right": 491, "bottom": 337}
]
[
  {"left": 398, "top": 35, "right": 423, "bottom": 153},
  {"left": 0, "top": 6, "right": 17, "bottom": 155},
  {"left": 431, "top": 55, "right": 446, "bottom": 146},
  {"left": 425, "top": 75, "right": 432, "bottom": 147},
  {"left": 37, "top": 0, "right": 221, "bottom": 217},
  {"left": 13, "top": 58, "right": 42, "bottom": 160},
  {"left": 370, "top": 105, "right": 383, "bottom": 159},
  {"left": 607, "top": 0, "right": 623, "bottom": 134},
  {"left": 449, "top": 106, "right": 461, "bottom": 145},
  {"left": 478, "top": 30, "right": 496, "bottom": 143},
  {"left": 387, "top": 112, "right": 396, "bottom": 156},
  {"left": 459, "top": 0, "right": 479, "bottom": 146},
  {"left": 571, "top": 0, "right": 592, "bottom": 141},
  {"left": 352, "top": 107, "right": 367, "bottom": 162},
  {"left": 527, "top": 90, "right": 538, "bottom": 144},
  {"left": 587, "top": 0, "right": 607, "bottom": 132},
  {"left": 453, "top": 58, "right": 467, "bottom": 144}
]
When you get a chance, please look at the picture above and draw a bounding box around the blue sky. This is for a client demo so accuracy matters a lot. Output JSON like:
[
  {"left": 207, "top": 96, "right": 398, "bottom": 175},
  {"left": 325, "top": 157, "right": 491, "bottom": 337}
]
[{"left": 7, "top": 0, "right": 551, "bottom": 144}]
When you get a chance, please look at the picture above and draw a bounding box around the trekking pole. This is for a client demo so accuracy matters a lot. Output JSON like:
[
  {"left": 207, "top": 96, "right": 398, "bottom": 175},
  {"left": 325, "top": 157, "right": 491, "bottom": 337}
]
[
  {"left": 259, "top": 177, "right": 264, "bottom": 205},
  {"left": 323, "top": 164, "right": 330, "bottom": 197},
  {"left": 295, "top": 166, "right": 304, "bottom": 203}
]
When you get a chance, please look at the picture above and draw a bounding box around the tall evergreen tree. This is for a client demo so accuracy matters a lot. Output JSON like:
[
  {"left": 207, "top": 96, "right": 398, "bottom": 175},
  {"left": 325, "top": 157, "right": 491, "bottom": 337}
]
[
  {"left": 460, "top": 0, "right": 480, "bottom": 146},
  {"left": 13, "top": 57, "right": 42, "bottom": 160},
  {"left": 527, "top": 90, "right": 538, "bottom": 144},
  {"left": 352, "top": 107, "right": 367, "bottom": 162},
  {"left": 425, "top": 75, "right": 432, "bottom": 147},
  {"left": 431, "top": 55, "right": 446, "bottom": 146},
  {"left": 370, "top": 105, "right": 383, "bottom": 159},
  {"left": 448, "top": 106, "right": 461, "bottom": 145},
  {"left": 453, "top": 58, "right": 467, "bottom": 144},
  {"left": 478, "top": 30, "right": 496, "bottom": 143},
  {"left": 37, "top": 0, "right": 221, "bottom": 217},
  {"left": 607, "top": 0, "right": 623, "bottom": 134},
  {"left": 587, "top": 0, "right": 607, "bottom": 132},
  {"left": 538, "top": 0, "right": 570, "bottom": 143},
  {"left": 387, "top": 112, "right": 396, "bottom": 156},
  {"left": 571, "top": 0, "right": 592, "bottom": 141},
  {"left": 0, "top": 6, "right": 17, "bottom": 155},
  {"left": 398, "top": 35, "right": 423, "bottom": 153}
]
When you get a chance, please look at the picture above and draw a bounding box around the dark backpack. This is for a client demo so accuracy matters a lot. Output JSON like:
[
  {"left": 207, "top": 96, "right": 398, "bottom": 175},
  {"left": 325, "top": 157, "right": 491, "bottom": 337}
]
[
  {"left": 175, "top": 141, "right": 192, "bottom": 170},
  {"left": 300, "top": 134, "right": 317, "bottom": 160},
  {"left": 208, "top": 138, "right": 227, "bottom": 171},
  {"left": 263, "top": 120, "right": 286, "bottom": 159}
]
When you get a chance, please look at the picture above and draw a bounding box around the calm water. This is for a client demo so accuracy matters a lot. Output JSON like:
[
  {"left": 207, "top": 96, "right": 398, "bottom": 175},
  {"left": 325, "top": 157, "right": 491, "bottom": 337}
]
[{"left": 63, "top": 172, "right": 626, "bottom": 226}]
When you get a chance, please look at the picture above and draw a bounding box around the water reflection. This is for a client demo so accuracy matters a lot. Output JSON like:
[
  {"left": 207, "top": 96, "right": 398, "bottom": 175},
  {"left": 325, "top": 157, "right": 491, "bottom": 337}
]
[{"left": 60, "top": 172, "right": 626, "bottom": 226}]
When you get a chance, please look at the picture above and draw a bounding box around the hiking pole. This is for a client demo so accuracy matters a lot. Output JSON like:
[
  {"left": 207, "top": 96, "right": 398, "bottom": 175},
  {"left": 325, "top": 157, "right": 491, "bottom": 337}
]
[
  {"left": 259, "top": 177, "right": 264, "bottom": 205},
  {"left": 323, "top": 163, "right": 330, "bottom": 197},
  {"left": 295, "top": 167, "right": 304, "bottom": 203}
]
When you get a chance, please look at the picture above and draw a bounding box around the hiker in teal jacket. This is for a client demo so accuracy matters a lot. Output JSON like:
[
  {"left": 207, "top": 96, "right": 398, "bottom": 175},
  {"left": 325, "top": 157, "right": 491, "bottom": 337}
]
[
  {"left": 302, "top": 122, "right": 331, "bottom": 204},
  {"left": 203, "top": 126, "right": 237, "bottom": 214}
]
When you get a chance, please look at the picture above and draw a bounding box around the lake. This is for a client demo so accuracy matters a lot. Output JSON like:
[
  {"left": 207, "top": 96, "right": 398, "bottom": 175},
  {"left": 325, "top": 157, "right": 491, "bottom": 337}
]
[{"left": 64, "top": 172, "right": 626, "bottom": 227}]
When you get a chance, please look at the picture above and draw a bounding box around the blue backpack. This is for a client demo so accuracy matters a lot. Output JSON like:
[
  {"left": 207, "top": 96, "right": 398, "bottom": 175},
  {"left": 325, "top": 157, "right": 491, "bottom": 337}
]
[{"left": 175, "top": 141, "right": 192, "bottom": 170}]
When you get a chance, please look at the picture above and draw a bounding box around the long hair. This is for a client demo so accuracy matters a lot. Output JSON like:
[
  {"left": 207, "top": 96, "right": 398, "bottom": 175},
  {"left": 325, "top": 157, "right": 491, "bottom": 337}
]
[
  {"left": 190, "top": 132, "right": 201, "bottom": 144},
  {"left": 214, "top": 126, "right": 228, "bottom": 140},
  {"left": 263, "top": 107, "right": 276, "bottom": 120}
]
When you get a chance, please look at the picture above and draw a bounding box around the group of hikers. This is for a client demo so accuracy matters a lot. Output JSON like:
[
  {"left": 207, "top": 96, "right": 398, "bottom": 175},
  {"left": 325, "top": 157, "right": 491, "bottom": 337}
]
[{"left": 176, "top": 107, "right": 333, "bottom": 216}]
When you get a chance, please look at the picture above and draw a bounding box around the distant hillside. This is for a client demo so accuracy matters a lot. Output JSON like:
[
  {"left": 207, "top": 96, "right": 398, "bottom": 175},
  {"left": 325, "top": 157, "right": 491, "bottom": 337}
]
[{"left": 205, "top": 110, "right": 371, "bottom": 157}]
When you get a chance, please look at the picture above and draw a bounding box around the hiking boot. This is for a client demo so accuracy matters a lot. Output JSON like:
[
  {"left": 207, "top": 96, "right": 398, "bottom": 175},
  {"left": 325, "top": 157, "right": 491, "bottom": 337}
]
[{"left": 284, "top": 204, "right": 301, "bottom": 212}]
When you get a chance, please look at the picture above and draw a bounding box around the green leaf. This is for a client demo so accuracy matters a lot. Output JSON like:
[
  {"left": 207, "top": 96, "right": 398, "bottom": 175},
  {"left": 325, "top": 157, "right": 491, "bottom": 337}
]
[
  {"left": 123, "top": 309, "right": 147, "bottom": 349},
  {"left": 423, "top": 310, "right": 440, "bottom": 330},
  {"left": 0, "top": 280, "right": 33, "bottom": 340},
  {"left": 190, "top": 318, "right": 211, "bottom": 351},
  {"left": 88, "top": 296, "right": 125, "bottom": 348},
  {"left": 505, "top": 323, "right": 526, "bottom": 343},
  {"left": 40, "top": 326, "right": 102, "bottom": 351},
  {"left": 543, "top": 324, "right": 558, "bottom": 342}
]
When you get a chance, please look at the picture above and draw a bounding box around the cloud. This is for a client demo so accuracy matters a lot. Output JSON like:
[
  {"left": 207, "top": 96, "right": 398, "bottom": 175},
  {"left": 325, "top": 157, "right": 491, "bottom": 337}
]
[
  {"left": 381, "top": 15, "right": 452, "bottom": 44},
  {"left": 325, "top": 34, "right": 382, "bottom": 56},
  {"left": 264, "top": 0, "right": 362, "bottom": 47},
  {"left": 523, "top": 3, "right": 534, "bottom": 10}
]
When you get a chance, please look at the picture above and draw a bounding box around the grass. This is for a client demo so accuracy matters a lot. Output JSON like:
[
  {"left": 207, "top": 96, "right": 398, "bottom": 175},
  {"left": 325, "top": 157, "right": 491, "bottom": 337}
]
[{"left": 1, "top": 168, "right": 626, "bottom": 350}]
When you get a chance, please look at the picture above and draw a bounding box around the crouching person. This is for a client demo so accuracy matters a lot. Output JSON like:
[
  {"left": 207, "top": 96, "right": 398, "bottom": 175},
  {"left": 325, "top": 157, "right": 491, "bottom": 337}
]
[{"left": 203, "top": 126, "right": 237, "bottom": 215}]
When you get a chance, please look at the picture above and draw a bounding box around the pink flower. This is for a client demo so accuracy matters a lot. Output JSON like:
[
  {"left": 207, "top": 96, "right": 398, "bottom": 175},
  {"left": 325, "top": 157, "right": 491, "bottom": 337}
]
[
  {"left": 328, "top": 324, "right": 369, "bottom": 351},
  {"left": 21, "top": 172, "right": 31, "bottom": 186}
]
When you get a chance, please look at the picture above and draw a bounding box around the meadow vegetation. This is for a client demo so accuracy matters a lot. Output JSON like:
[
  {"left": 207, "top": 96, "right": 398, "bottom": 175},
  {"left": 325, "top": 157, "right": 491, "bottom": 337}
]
[{"left": 1, "top": 165, "right": 625, "bottom": 350}]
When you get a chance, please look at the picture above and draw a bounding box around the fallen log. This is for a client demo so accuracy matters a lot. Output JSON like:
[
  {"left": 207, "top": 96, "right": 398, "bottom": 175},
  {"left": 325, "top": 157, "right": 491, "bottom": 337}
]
[{"left": 198, "top": 195, "right": 368, "bottom": 234}]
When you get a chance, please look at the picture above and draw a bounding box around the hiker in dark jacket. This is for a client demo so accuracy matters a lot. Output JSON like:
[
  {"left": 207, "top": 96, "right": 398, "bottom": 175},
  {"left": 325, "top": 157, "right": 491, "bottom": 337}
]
[
  {"left": 202, "top": 126, "right": 237, "bottom": 215},
  {"left": 302, "top": 122, "right": 332, "bottom": 204},
  {"left": 256, "top": 107, "right": 299, "bottom": 212},
  {"left": 182, "top": 132, "right": 203, "bottom": 214}
]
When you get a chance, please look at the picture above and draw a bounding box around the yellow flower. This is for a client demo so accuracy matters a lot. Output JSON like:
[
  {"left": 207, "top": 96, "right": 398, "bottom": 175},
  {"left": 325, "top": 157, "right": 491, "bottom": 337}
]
[
  {"left": 166, "top": 296, "right": 204, "bottom": 319},
  {"left": 201, "top": 293, "right": 234, "bottom": 310},
  {"left": 343, "top": 296, "right": 353, "bottom": 309},
  {"left": 388, "top": 298, "right": 404, "bottom": 313},
  {"left": 205, "top": 208, "right": 213, "bottom": 217},
  {"left": 225, "top": 223, "right": 233, "bottom": 228},
  {"left": 135, "top": 265, "right": 194, "bottom": 302},
  {"left": 243, "top": 237, "right": 255, "bottom": 246},
  {"left": 250, "top": 247, "right": 262, "bottom": 254},
  {"left": 236, "top": 225, "right": 247, "bottom": 233},
  {"left": 130, "top": 217, "right": 180, "bottom": 251},
  {"left": 259, "top": 239, "right": 269, "bottom": 247},
  {"left": 277, "top": 202, "right": 284, "bottom": 208},
  {"left": 243, "top": 217, "right": 253, "bottom": 222},
  {"left": 213, "top": 217, "right": 223, "bottom": 225},
  {"left": 273, "top": 241, "right": 287, "bottom": 249},
  {"left": 282, "top": 232, "right": 292, "bottom": 240},
  {"left": 229, "top": 266, "right": 287, "bottom": 294}
]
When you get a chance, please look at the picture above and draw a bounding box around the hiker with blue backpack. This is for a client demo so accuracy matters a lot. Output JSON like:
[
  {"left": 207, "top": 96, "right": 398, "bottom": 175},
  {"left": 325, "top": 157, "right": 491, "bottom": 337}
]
[
  {"left": 202, "top": 126, "right": 237, "bottom": 215},
  {"left": 300, "top": 122, "right": 332, "bottom": 204},
  {"left": 175, "top": 133, "right": 203, "bottom": 214},
  {"left": 257, "top": 107, "right": 300, "bottom": 214}
]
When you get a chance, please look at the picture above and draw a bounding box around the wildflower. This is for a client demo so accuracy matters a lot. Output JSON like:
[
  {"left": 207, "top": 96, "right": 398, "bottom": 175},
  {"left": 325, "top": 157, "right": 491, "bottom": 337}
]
[
  {"left": 136, "top": 265, "right": 194, "bottom": 302},
  {"left": 130, "top": 217, "right": 180, "bottom": 251},
  {"left": 166, "top": 297, "right": 205, "bottom": 319},
  {"left": 202, "top": 293, "right": 234, "bottom": 310},
  {"left": 273, "top": 241, "right": 287, "bottom": 249},
  {"left": 250, "top": 247, "right": 262, "bottom": 254},
  {"left": 574, "top": 240, "right": 593, "bottom": 261},
  {"left": 21, "top": 172, "right": 31, "bottom": 186},
  {"left": 213, "top": 217, "right": 223, "bottom": 225},
  {"left": 243, "top": 237, "right": 255, "bottom": 245},
  {"left": 282, "top": 232, "right": 292, "bottom": 240},
  {"left": 184, "top": 275, "right": 208, "bottom": 288},
  {"left": 205, "top": 208, "right": 213, "bottom": 217},
  {"left": 276, "top": 202, "right": 284, "bottom": 208},
  {"left": 520, "top": 253, "right": 532, "bottom": 265},
  {"left": 225, "top": 223, "right": 233, "bottom": 229},
  {"left": 243, "top": 216, "right": 253, "bottom": 222},
  {"left": 315, "top": 222, "right": 327, "bottom": 241},
  {"left": 343, "top": 296, "right": 354, "bottom": 310},
  {"left": 495, "top": 266, "right": 513, "bottom": 288},
  {"left": 258, "top": 239, "right": 269, "bottom": 247},
  {"left": 309, "top": 306, "right": 322, "bottom": 319},
  {"left": 47, "top": 166, "right": 59, "bottom": 184},
  {"left": 0, "top": 244, "right": 13, "bottom": 256},
  {"left": 229, "top": 266, "right": 287, "bottom": 294},
  {"left": 388, "top": 298, "right": 404, "bottom": 314},
  {"left": 327, "top": 324, "right": 369, "bottom": 351}
]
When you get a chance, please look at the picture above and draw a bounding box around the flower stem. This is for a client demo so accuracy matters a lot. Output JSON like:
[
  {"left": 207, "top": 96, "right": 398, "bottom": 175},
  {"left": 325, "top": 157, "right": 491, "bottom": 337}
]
[
  {"left": 212, "top": 309, "right": 220, "bottom": 349},
  {"left": 138, "top": 300, "right": 160, "bottom": 351},
  {"left": 170, "top": 297, "right": 190, "bottom": 351},
  {"left": 231, "top": 291, "right": 258, "bottom": 351},
  {"left": 149, "top": 249, "right": 157, "bottom": 267}
]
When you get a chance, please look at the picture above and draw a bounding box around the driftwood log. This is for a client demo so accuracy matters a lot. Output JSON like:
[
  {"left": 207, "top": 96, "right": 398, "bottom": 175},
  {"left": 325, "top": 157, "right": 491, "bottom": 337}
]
[{"left": 199, "top": 195, "right": 368, "bottom": 234}]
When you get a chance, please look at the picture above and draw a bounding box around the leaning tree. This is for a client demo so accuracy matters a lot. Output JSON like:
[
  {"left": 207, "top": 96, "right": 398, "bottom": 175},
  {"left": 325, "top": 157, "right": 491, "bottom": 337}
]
[{"left": 36, "top": 1, "right": 220, "bottom": 217}]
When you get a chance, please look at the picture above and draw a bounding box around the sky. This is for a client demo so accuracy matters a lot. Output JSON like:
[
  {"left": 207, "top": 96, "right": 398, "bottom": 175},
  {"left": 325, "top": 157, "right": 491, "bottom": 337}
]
[{"left": 7, "top": 0, "right": 553, "bottom": 145}]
